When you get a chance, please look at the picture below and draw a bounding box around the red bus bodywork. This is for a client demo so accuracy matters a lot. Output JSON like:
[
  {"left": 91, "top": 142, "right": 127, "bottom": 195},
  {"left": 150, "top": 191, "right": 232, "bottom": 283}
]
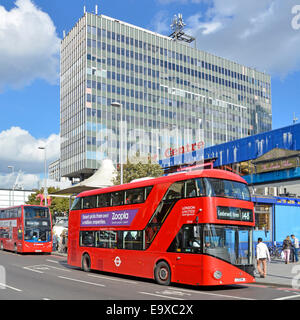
[
  {"left": 0, "top": 205, "right": 52, "bottom": 253},
  {"left": 68, "top": 169, "right": 255, "bottom": 286}
]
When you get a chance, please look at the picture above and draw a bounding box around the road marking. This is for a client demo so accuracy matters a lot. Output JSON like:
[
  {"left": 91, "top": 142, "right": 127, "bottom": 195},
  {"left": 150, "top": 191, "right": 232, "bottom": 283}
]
[
  {"left": 139, "top": 291, "right": 185, "bottom": 300},
  {"left": 46, "top": 259, "right": 59, "bottom": 264},
  {"left": 43, "top": 264, "right": 71, "bottom": 272},
  {"left": 23, "top": 264, "right": 71, "bottom": 274},
  {"left": 0, "top": 283, "right": 22, "bottom": 292},
  {"left": 23, "top": 266, "right": 44, "bottom": 274},
  {"left": 273, "top": 294, "right": 300, "bottom": 300},
  {"left": 166, "top": 286, "right": 255, "bottom": 300},
  {"left": 160, "top": 289, "right": 191, "bottom": 297},
  {"left": 58, "top": 276, "right": 106, "bottom": 287},
  {"left": 88, "top": 273, "right": 138, "bottom": 284}
]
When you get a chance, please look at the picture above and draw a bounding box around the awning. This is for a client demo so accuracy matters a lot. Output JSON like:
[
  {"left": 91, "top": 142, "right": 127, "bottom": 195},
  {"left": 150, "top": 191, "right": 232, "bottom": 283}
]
[{"left": 52, "top": 159, "right": 116, "bottom": 195}]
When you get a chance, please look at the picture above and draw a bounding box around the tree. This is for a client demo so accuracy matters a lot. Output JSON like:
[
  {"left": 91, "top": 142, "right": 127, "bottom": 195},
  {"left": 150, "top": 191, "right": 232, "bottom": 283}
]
[
  {"left": 26, "top": 187, "right": 69, "bottom": 221},
  {"left": 113, "top": 156, "right": 164, "bottom": 185}
]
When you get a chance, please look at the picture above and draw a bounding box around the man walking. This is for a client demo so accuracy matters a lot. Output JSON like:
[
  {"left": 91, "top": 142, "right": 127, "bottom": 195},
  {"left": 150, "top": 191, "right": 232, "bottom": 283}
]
[
  {"left": 256, "top": 238, "right": 271, "bottom": 278},
  {"left": 291, "top": 234, "right": 299, "bottom": 263}
]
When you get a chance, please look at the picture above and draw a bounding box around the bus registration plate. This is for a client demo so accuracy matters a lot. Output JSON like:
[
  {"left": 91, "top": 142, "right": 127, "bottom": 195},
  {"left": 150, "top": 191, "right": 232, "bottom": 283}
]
[{"left": 234, "top": 277, "right": 245, "bottom": 282}]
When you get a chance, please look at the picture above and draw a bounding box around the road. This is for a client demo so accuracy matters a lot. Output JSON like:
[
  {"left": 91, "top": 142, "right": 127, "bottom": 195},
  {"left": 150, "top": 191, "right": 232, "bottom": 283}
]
[{"left": 0, "top": 250, "right": 300, "bottom": 302}]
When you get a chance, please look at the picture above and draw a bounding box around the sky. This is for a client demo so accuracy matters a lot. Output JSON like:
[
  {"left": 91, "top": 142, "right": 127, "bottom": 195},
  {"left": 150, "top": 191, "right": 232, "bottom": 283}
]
[{"left": 0, "top": 0, "right": 300, "bottom": 189}]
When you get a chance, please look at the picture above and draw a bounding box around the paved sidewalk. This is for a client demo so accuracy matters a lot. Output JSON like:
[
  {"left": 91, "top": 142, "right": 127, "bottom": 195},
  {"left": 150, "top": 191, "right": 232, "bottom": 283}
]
[{"left": 255, "top": 259, "right": 300, "bottom": 288}]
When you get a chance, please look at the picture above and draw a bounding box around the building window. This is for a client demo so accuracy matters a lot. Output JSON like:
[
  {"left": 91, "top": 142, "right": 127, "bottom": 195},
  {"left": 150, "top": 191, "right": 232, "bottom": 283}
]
[{"left": 254, "top": 204, "right": 271, "bottom": 231}]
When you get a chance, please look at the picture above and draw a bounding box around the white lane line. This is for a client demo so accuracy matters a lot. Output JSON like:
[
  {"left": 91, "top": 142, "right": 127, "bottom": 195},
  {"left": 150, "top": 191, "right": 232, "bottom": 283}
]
[
  {"left": 0, "top": 283, "right": 22, "bottom": 292},
  {"left": 166, "top": 286, "right": 254, "bottom": 300},
  {"left": 23, "top": 266, "right": 44, "bottom": 274},
  {"left": 139, "top": 291, "right": 185, "bottom": 300},
  {"left": 46, "top": 259, "right": 59, "bottom": 264},
  {"left": 88, "top": 274, "right": 138, "bottom": 284},
  {"left": 273, "top": 294, "right": 300, "bottom": 300},
  {"left": 58, "top": 276, "right": 106, "bottom": 287},
  {"left": 43, "top": 265, "right": 71, "bottom": 272}
]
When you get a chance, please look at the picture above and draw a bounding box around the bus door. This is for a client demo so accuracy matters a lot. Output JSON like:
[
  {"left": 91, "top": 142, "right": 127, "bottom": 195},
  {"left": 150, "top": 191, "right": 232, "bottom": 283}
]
[{"left": 170, "top": 225, "right": 202, "bottom": 285}]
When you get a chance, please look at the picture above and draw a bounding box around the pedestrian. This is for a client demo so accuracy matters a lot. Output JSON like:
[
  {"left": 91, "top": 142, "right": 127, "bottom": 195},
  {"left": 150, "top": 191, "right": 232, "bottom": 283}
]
[
  {"left": 282, "top": 235, "right": 292, "bottom": 264},
  {"left": 291, "top": 234, "right": 299, "bottom": 263},
  {"left": 256, "top": 238, "right": 271, "bottom": 278},
  {"left": 52, "top": 233, "right": 57, "bottom": 252}
]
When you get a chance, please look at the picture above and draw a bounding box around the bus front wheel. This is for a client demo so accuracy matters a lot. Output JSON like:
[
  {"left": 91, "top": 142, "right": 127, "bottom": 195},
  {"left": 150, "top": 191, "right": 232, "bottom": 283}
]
[
  {"left": 154, "top": 261, "right": 171, "bottom": 286},
  {"left": 81, "top": 253, "right": 91, "bottom": 272}
]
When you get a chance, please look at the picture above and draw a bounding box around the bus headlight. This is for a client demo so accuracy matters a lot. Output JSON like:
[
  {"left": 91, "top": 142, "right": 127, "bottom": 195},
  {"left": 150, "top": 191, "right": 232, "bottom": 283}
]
[{"left": 213, "top": 270, "right": 222, "bottom": 280}]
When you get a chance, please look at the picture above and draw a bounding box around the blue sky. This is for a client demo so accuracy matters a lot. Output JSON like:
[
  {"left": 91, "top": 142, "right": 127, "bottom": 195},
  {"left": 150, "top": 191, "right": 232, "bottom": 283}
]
[{"left": 0, "top": 0, "right": 300, "bottom": 188}]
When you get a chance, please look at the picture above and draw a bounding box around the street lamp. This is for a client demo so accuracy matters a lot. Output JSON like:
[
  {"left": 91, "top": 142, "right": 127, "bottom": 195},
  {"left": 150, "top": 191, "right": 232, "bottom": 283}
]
[
  {"left": 38, "top": 146, "right": 48, "bottom": 206},
  {"left": 111, "top": 102, "right": 124, "bottom": 185},
  {"left": 8, "top": 166, "right": 14, "bottom": 206}
]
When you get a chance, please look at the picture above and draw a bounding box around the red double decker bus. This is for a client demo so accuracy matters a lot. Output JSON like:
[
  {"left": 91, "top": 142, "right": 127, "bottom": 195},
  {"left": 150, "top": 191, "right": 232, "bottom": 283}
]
[
  {"left": 0, "top": 205, "right": 52, "bottom": 253},
  {"left": 68, "top": 169, "right": 255, "bottom": 286}
]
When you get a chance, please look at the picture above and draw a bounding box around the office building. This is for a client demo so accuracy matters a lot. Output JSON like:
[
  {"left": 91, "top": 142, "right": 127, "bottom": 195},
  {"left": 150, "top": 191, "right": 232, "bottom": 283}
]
[{"left": 60, "top": 11, "right": 272, "bottom": 180}]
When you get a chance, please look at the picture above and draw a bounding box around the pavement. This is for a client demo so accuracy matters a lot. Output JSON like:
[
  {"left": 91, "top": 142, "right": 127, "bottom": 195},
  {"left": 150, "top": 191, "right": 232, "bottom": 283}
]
[{"left": 255, "top": 258, "right": 300, "bottom": 288}]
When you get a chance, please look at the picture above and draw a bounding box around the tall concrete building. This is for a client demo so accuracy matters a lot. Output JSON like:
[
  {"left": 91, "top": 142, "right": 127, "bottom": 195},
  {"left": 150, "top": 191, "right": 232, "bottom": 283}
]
[{"left": 60, "top": 11, "right": 272, "bottom": 181}]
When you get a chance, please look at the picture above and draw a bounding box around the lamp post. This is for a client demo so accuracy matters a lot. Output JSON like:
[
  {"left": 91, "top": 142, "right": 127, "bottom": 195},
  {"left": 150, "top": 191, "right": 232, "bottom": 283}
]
[
  {"left": 38, "top": 146, "right": 48, "bottom": 206},
  {"left": 8, "top": 166, "right": 14, "bottom": 206},
  {"left": 111, "top": 102, "right": 124, "bottom": 185}
]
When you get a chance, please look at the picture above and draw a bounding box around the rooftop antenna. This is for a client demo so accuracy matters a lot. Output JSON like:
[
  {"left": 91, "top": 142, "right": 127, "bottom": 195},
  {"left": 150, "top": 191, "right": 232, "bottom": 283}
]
[
  {"left": 83, "top": 5, "right": 86, "bottom": 14},
  {"left": 169, "top": 13, "right": 195, "bottom": 44},
  {"left": 95, "top": 4, "right": 98, "bottom": 15}
]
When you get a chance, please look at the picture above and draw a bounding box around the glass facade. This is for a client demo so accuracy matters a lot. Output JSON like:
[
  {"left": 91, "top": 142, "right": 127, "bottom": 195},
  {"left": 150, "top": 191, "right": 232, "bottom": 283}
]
[{"left": 60, "top": 13, "right": 272, "bottom": 179}]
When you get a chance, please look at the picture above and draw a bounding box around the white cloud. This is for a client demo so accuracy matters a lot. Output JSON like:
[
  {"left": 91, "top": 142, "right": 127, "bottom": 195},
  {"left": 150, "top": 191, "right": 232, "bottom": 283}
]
[
  {"left": 0, "top": 172, "right": 39, "bottom": 190},
  {"left": 183, "top": 0, "right": 300, "bottom": 77},
  {"left": 151, "top": 11, "right": 171, "bottom": 34},
  {"left": 0, "top": 126, "right": 60, "bottom": 175},
  {"left": 154, "top": 0, "right": 300, "bottom": 77},
  {"left": 0, "top": 0, "right": 60, "bottom": 91}
]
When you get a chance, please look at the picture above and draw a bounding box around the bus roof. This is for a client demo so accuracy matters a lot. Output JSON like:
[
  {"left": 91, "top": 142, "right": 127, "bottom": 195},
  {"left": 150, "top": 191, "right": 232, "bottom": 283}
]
[{"left": 77, "top": 169, "right": 247, "bottom": 198}]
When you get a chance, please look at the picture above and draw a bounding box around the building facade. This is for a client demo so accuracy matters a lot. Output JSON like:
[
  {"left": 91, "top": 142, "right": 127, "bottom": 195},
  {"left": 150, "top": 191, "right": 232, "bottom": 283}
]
[
  {"left": 0, "top": 189, "right": 34, "bottom": 208},
  {"left": 60, "top": 11, "right": 272, "bottom": 180}
]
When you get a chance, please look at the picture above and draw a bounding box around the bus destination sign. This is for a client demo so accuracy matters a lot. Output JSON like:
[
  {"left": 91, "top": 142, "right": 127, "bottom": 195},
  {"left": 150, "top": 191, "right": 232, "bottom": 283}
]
[{"left": 217, "top": 206, "right": 253, "bottom": 222}]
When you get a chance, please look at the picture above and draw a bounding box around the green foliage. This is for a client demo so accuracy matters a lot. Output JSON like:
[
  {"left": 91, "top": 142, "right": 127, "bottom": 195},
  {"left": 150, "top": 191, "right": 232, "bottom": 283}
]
[
  {"left": 26, "top": 187, "right": 69, "bottom": 219},
  {"left": 113, "top": 157, "right": 164, "bottom": 185}
]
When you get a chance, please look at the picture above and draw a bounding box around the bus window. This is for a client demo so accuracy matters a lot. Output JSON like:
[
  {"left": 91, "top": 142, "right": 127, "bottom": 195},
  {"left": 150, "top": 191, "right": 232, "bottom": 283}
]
[
  {"left": 125, "top": 188, "right": 144, "bottom": 204},
  {"left": 195, "top": 178, "right": 205, "bottom": 196},
  {"left": 124, "top": 231, "right": 143, "bottom": 250},
  {"left": 185, "top": 180, "right": 197, "bottom": 198},
  {"left": 24, "top": 207, "right": 49, "bottom": 218},
  {"left": 80, "top": 231, "right": 95, "bottom": 247},
  {"left": 164, "top": 181, "right": 185, "bottom": 200},
  {"left": 111, "top": 191, "right": 124, "bottom": 206},
  {"left": 83, "top": 196, "right": 97, "bottom": 209},
  {"left": 168, "top": 225, "right": 202, "bottom": 253},
  {"left": 97, "top": 193, "right": 110, "bottom": 207},
  {"left": 204, "top": 178, "right": 250, "bottom": 201},
  {"left": 71, "top": 197, "right": 82, "bottom": 210},
  {"left": 145, "top": 186, "right": 153, "bottom": 199},
  {"left": 96, "top": 231, "right": 117, "bottom": 248}
]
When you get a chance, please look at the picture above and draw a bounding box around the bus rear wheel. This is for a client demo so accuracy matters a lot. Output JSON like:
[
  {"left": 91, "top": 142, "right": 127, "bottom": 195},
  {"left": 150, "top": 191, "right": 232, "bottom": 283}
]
[
  {"left": 81, "top": 253, "right": 91, "bottom": 272},
  {"left": 154, "top": 261, "right": 171, "bottom": 286}
]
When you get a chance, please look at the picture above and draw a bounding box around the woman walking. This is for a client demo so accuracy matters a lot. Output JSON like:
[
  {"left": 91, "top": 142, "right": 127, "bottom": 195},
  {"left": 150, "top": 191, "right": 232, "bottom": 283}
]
[{"left": 282, "top": 236, "right": 292, "bottom": 264}]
